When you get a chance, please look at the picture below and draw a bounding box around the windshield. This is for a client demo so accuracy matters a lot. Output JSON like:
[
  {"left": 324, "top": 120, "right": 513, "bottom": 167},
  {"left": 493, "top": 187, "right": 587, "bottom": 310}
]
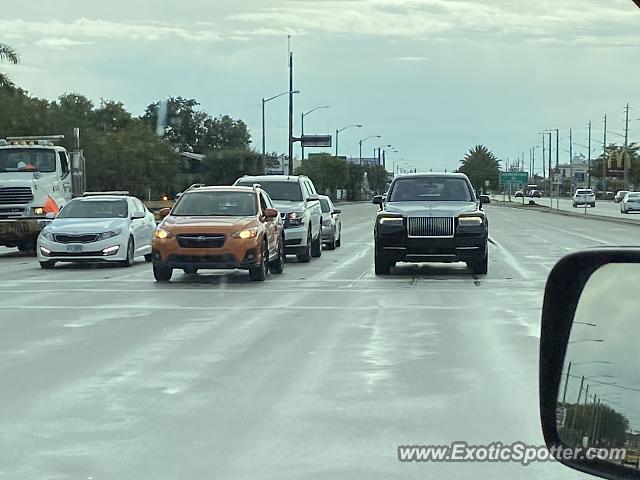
[
  {"left": 58, "top": 199, "right": 128, "bottom": 218},
  {"left": 172, "top": 191, "right": 257, "bottom": 216},
  {"left": 389, "top": 177, "right": 473, "bottom": 202},
  {"left": 0, "top": 148, "right": 56, "bottom": 172},
  {"left": 237, "top": 181, "right": 302, "bottom": 202}
]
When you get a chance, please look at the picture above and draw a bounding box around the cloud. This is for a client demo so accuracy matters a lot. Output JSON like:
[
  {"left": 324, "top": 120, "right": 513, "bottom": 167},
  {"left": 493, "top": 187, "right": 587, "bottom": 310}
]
[
  {"left": 395, "top": 56, "right": 429, "bottom": 62},
  {"left": 35, "top": 37, "right": 94, "bottom": 50}
]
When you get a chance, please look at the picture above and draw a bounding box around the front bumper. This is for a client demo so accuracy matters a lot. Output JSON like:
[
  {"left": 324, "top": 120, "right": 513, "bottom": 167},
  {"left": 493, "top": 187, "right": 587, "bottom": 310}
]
[
  {"left": 375, "top": 223, "right": 487, "bottom": 264},
  {"left": 0, "top": 218, "right": 43, "bottom": 246},
  {"left": 282, "top": 225, "right": 309, "bottom": 251},
  {"left": 37, "top": 234, "right": 129, "bottom": 263},
  {"left": 152, "top": 236, "right": 263, "bottom": 270}
]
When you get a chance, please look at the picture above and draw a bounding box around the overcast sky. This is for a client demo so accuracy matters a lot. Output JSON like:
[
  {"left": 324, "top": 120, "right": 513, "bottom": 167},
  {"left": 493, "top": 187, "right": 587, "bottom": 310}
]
[{"left": 3, "top": 0, "right": 640, "bottom": 172}]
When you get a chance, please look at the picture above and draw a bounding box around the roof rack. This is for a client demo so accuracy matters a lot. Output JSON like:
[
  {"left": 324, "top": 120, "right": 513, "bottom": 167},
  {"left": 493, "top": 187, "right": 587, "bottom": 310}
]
[
  {"left": 83, "top": 191, "right": 130, "bottom": 197},
  {"left": 3, "top": 135, "right": 65, "bottom": 147},
  {"left": 186, "top": 183, "right": 205, "bottom": 191}
]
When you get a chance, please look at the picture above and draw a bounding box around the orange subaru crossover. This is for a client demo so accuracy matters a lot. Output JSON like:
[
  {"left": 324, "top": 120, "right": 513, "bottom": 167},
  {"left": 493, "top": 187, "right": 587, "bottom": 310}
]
[{"left": 151, "top": 185, "right": 285, "bottom": 282}]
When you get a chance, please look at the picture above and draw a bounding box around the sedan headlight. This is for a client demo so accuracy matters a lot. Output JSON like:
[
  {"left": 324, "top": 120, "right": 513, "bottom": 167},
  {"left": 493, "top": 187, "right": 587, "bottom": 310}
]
[
  {"left": 458, "top": 215, "right": 484, "bottom": 226},
  {"left": 232, "top": 227, "right": 258, "bottom": 239},
  {"left": 40, "top": 229, "right": 55, "bottom": 241},
  {"left": 288, "top": 211, "right": 304, "bottom": 220},
  {"left": 154, "top": 228, "right": 174, "bottom": 239},
  {"left": 378, "top": 216, "right": 403, "bottom": 225},
  {"left": 322, "top": 217, "right": 332, "bottom": 226},
  {"left": 97, "top": 229, "right": 122, "bottom": 240}
]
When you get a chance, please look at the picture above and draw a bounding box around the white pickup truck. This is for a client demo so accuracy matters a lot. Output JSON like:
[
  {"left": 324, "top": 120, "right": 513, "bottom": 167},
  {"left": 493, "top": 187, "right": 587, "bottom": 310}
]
[{"left": 0, "top": 129, "right": 86, "bottom": 251}]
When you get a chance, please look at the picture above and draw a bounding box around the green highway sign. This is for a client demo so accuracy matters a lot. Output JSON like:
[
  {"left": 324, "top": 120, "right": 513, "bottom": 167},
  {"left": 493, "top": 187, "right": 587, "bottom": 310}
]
[{"left": 499, "top": 172, "right": 529, "bottom": 185}]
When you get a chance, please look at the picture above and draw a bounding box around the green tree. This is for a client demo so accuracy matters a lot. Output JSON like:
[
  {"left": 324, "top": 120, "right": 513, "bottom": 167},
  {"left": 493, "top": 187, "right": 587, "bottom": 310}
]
[
  {"left": 93, "top": 99, "right": 133, "bottom": 132},
  {"left": 199, "top": 114, "right": 250, "bottom": 151},
  {"left": 346, "top": 163, "right": 365, "bottom": 201},
  {"left": 295, "top": 153, "right": 348, "bottom": 197},
  {"left": 142, "top": 97, "right": 208, "bottom": 152},
  {"left": 202, "top": 148, "right": 265, "bottom": 186},
  {"left": 0, "top": 87, "right": 51, "bottom": 135},
  {"left": 0, "top": 42, "right": 19, "bottom": 88},
  {"left": 457, "top": 145, "right": 501, "bottom": 191},
  {"left": 366, "top": 165, "right": 388, "bottom": 194}
]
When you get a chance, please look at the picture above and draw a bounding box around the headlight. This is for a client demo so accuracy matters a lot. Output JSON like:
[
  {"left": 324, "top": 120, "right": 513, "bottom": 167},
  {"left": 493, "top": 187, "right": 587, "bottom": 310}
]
[
  {"left": 97, "top": 229, "right": 122, "bottom": 240},
  {"left": 33, "top": 207, "right": 44, "bottom": 215},
  {"left": 154, "top": 228, "right": 173, "bottom": 239},
  {"left": 232, "top": 227, "right": 258, "bottom": 239},
  {"left": 458, "top": 215, "right": 484, "bottom": 226},
  {"left": 378, "top": 216, "right": 403, "bottom": 225},
  {"left": 40, "top": 229, "right": 55, "bottom": 241},
  {"left": 288, "top": 211, "right": 304, "bottom": 220},
  {"left": 322, "top": 217, "right": 332, "bottom": 226}
]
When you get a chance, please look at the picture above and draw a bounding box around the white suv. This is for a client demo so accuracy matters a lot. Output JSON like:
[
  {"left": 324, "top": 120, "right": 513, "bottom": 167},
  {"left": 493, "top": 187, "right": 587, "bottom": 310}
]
[
  {"left": 234, "top": 175, "right": 322, "bottom": 262},
  {"left": 572, "top": 189, "right": 596, "bottom": 208}
]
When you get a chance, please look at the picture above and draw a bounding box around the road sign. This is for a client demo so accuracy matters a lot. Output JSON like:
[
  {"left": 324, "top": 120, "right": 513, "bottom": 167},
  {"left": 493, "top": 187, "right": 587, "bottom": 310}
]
[
  {"left": 484, "top": 180, "right": 490, "bottom": 187},
  {"left": 300, "top": 135, "right": 332, "bottom": 148},
  {"left": 499, "top": 172, "right": 528, "bottom": 185}
]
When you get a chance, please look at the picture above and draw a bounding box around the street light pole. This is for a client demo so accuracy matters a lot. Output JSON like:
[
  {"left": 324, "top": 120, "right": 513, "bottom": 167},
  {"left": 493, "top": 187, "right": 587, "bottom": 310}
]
[
  {"left": 335, "top": 124, "right": 362, "bottom": 158},
  {"left": 301, "top": 105, "right": 331, "bottom": 161},
  {"left": 359, "top": 135, "right": 381, "bottom": 165},
  {"left": 262, "top": 90, "right": 299, "bottom": 156},
  {"left": 288, "top": 50, "right": 294, "bottom": 175}
]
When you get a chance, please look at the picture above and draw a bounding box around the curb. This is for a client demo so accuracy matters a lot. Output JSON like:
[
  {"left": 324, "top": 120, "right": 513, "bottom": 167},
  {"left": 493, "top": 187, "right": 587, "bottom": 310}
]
[{"left": 490, "top": 200, "right": 640, "bottom": 227}]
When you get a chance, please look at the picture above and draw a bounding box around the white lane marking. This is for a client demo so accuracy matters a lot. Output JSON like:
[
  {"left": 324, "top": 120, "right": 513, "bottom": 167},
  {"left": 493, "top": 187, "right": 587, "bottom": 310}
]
[
  {"left": 488, "top": 238, "right": 532, "bottom": 279},
  {"left": 0, "top": 287, "right": 527, "bottom": 294},
  {"left": 348, "top": 264, "right": 373, "bottom": 287}
]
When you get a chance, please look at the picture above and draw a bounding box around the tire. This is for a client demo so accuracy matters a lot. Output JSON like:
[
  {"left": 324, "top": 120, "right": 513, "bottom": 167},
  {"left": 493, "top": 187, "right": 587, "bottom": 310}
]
[
  {"left": 297, "top": 228, "right": 312, "bottom": 263},
  {"left": 39, "top": 260, "right": 55, "bottom": 269},
  {"left": 153, "top": 263, "right": 173, "bottom": 282},
  {"left": 249, "top": 241, "right": 268, "bottom": 281},
  {"left": 269, "top": 236, "right": 285, "bottom": 274},
  {"left": 590, "top": 203, "right": 596, "bottom": 208},
  {"left": 374, "top": 244, "right": 391, "bottom": 275},
  {"left": 468, "top": 249, "right": 488, "bottom": 275},
  {"left": 311, "top": 226, "right": 322, "bottom": 258},
  {"left": 325, "top": 231, "right": 336, "bottom": 250},
  {"left": 144, "top": 253, "right": 153, "bottom": 262},
  {"left": 121, "top": 238, "right": 135, "bottom": 267},
  {"left": 335, "top": 227, "right": 341, "bottom": 248},
  {"left": 183, "top": 267, "right": 198, "bottom": 274},
  {"left": 17, "top": 241, "right": 36, "bottom": 253}
]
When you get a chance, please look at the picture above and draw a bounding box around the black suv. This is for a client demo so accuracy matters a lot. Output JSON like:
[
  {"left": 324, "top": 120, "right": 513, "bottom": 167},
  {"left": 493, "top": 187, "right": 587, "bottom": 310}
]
[{"left": 372, "top": 173, "right": 490, "bottom": 275}]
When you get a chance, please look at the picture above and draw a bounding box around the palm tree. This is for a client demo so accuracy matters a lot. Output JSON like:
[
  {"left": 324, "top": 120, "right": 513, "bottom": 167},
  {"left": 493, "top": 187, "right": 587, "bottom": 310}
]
[
  {"left": 458, "top": 145, "right": 501, "bottom": 191},
  {"left": 0, "top": 43, "right": 20, "bottom": 88}
]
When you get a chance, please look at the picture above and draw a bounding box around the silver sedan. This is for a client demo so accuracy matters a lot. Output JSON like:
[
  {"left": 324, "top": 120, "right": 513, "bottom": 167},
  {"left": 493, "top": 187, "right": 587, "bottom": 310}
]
[{"left": 319, "top": 195, "right": 342, "bottom": 250}]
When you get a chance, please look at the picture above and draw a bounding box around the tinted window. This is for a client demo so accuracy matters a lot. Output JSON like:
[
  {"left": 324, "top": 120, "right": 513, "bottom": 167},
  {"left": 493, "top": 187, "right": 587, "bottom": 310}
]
[
  {"left": 320, "top": 198, "right": 331, "bottom": 213},
  {"left": 236, "top": 181, "right": 302, "bottom": 202},
  {"left": 59, "top": 152, "right": 69, "bottom": 176},
  {"left": 172, "top": 191, "right": 257, "bottom": 216},
  {"left": 58, "top": 199, "right": 128, "bottom": 219},
  {"left": 389, "top": 177, "right": 473, "bottom": 202},
  {"left": 0, "top": 148, "right": 56, "bottom": 172}
]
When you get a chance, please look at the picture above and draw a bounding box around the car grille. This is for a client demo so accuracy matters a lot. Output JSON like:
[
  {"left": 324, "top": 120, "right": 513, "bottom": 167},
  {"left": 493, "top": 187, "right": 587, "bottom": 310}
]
[
  {"left": 0, "top": 187, "right": 33, "bottom": 205},
  {"left": 53, "top": 233, "right": 100, "bottom": 243},
  {"left": 407, "top": 217, "right": 454, "bottom": 238},
  {"left": 177, "top": 233, "right": 226, "bottom": 248},
  {"left": 49, "top": 250, "right": 105, "bottom": 257}
]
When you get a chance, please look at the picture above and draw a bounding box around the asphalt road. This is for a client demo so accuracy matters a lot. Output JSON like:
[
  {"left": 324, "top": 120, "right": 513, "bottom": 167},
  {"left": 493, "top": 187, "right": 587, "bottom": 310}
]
[{"left": 1, "top": 203, "right": 636, "bottom": 479}]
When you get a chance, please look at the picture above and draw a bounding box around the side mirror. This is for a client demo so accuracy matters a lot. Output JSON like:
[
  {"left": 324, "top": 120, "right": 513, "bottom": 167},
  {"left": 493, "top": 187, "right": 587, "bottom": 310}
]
[
  {"left": 540, "top": 249, "right": 640, "bottom": 479},
  {"left": 332, "top": 209, "right": 341, "bottom": 215},
  {"left": 158, "top": 207, "right": 171, "bottom": 218},
  {"left": 263, "top": 207, "right": 278, "bottom": 219},
  {"left": 372, "top": 195, "right": 383, "bottom": 205},
  {"left": 307, "top": 194, "right": 320, "bottom": 202},
  {"left": 131, "top": 211, "right": 146, "bottom": 220},
  {"left": 479, "top": 195, "right": 491, "bottom": 205},
  {"left": 45, "top": 212, "right": 57, "bottom": 220}
]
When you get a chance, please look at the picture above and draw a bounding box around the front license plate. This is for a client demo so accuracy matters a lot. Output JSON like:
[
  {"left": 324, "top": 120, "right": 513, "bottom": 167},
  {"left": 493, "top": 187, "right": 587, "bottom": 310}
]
[{"left": 66, "top": 244, "right": 83, "bottom": 253}]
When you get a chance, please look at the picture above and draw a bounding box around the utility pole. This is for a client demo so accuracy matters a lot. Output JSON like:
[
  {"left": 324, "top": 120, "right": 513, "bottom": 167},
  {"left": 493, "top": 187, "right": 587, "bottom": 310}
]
[
  {"left": 562, "top": 361, "right": 572, "bottom": 403},
  {"left": 287, "top": 46, "right": 294, "bottom": 175},
  {"left": 541, "top": 134, "right": 546, "bottom": 196},
  {"left": 603, "top": 115, "right": 607, "bottom": 190},
  {"left": 262, "top": 98, "right": 266, "bottom": 155},
  {"left": 300, "top": 112, "right": 305, "bottom": 161},
  {"left": 624, "top": 103, "right": 630, "bottom": 189},
  {"left": 576, "top": 375, "right": 585, "bottom": 404},
  {"left": 569, "top": 129, "right": 573, "bottom": 194},
  {"left": 548, "top": 132, "right": 552, "bottom": 205},
  {"left": 588, "top": 121, "right": 592, "bottom": 189}
]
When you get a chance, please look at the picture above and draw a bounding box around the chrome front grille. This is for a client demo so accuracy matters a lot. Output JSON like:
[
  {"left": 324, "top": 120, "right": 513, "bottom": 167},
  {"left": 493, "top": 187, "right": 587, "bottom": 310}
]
[
  {"left": 407, "top": 217, "right": 454, "bottom": 238},
  {"left": 0, "top": 187, "right": 33, "bottom": 205}
]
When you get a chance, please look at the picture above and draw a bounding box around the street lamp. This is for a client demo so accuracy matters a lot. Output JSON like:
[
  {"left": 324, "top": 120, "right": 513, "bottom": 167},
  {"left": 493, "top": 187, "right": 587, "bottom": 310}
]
[
  {"left": 374, "top": 144, "right": 392, "bottom": 166},
  {"left": 335, "top": 124, "right": 362, "bottom": 157},
  {"left": 301, "top": 105, "right": 331, "bottom": 160},
  {"left": 359, "top": 135, "right": 381, "bottom": 165},
  {"left": 262, "top": 90, "right": 300, "bottom": 155}
]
